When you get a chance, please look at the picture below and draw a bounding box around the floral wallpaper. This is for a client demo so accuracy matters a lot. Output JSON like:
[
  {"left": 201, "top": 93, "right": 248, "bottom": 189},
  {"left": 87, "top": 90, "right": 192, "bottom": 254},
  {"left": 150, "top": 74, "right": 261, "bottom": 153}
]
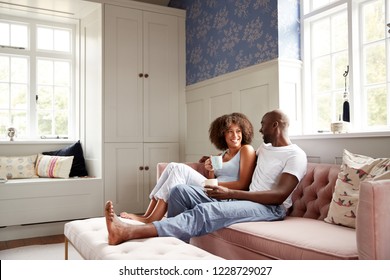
[{"left": 169, "top": 0, "right": 300, "bottom": 86}]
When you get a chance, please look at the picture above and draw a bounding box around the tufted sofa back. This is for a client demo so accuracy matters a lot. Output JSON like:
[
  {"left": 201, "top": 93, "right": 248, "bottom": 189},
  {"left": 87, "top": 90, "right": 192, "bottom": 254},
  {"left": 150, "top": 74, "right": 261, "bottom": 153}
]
[
  {"left": 289, "top": 163, "right": 340, "bottom": 220},
  {"left": 157, "top": 162, "right": 341, "bottom": 221}
]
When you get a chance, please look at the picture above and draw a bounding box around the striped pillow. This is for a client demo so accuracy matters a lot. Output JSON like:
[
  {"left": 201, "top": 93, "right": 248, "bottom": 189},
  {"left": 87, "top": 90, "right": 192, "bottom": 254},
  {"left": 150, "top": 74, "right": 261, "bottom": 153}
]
[{"left": 36, "top": 154, "right": 74, "bottom": 178}]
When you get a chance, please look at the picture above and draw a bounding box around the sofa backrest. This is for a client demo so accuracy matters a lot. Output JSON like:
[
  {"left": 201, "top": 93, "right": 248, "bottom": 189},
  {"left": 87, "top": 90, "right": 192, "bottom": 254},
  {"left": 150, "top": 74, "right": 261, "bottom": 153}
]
[
  {"left": 289, "top": 162, "right": 340, "bottom": 220},
  {"left": 157, "top": 161, "right": 341, "bottom": 221}
]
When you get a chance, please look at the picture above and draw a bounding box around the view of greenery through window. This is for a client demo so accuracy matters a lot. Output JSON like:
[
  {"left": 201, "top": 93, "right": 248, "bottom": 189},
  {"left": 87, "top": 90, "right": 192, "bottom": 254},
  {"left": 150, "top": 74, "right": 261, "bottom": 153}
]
[
  {"left": 302, "top": 0, "right": 389, "bottom": 133},
  {"left": 0, "top": 18, "right": 73, "bottom": 139}
]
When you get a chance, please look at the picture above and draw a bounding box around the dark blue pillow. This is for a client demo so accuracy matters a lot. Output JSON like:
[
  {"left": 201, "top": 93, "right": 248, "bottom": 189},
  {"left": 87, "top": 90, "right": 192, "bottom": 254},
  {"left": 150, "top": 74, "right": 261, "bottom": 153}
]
[{"left": 43, "top": 140, "right": 88, "bottom": 177}]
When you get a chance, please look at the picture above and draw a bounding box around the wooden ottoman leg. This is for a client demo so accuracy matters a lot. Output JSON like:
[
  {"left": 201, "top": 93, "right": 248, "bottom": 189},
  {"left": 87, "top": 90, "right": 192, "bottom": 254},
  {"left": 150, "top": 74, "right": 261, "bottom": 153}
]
[{"left": 65, "top": 237, "right": 69, "bottom": 260}]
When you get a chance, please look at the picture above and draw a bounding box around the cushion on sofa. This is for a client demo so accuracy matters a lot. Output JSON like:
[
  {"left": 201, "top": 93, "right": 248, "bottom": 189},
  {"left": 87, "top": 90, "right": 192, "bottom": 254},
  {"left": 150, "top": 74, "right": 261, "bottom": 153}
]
[
  {"left": 35, "top": 154, "right": 74, "bottom": 178},
  {"left": 191, "top": 216, "right": 358, "bottom": 260},
  {"left": 325, "top": 149, "right": 390, "bottom": 228},
  {"left": 0, "top": 155, "right": 38, "bottom": 179}
]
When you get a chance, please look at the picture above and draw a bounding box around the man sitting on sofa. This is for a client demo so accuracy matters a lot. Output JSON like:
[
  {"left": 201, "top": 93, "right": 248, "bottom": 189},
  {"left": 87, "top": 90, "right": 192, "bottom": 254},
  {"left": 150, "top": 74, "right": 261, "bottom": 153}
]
[{"left": 105, "top": 109, "right": 307, "bottom": 244}]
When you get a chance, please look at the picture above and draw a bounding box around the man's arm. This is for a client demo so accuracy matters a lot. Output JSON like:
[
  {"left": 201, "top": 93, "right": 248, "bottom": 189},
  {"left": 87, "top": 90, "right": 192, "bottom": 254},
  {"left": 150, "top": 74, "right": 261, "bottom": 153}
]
[{"left": 206, "top": 172, "right": 299, "bottom": 205}]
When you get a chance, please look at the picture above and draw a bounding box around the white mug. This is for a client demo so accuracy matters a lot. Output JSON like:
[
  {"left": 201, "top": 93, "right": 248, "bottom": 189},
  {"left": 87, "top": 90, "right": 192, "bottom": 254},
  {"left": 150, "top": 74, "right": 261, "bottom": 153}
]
[
  {"left": 210, "top": 155, "right": 223, "bottom": 170},
  {"left": 203, "top": 178, "right": 218, "bottom": 187}
]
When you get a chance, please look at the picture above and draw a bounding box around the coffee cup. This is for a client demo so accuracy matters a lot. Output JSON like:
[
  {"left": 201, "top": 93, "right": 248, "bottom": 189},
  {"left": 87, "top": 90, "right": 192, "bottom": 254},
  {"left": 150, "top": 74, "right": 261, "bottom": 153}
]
[
  {"left": 203, "top": 178, "right": 218, "bottom": 187},
  {"left": 210, "top": 155, "right": 223, "bottom": 170}
]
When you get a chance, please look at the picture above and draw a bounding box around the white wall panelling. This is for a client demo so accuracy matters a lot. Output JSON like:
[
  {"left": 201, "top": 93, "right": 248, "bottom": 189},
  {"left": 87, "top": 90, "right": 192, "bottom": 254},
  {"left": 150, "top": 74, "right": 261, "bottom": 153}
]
[{"left": 185, "top": 58, "right": 302, "bottom": 162}]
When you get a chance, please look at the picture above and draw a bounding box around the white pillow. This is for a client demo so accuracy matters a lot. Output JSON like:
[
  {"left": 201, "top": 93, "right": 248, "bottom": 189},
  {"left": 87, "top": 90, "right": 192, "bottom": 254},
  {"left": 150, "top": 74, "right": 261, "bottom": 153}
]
[{"left": 35, "top": 154, "right": 74, "bottom": 179}]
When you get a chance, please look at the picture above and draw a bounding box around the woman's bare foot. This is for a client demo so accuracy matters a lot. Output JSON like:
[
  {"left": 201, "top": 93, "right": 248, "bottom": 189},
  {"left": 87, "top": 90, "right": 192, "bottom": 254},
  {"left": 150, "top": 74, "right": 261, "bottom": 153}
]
[
  {"left": 105, "top": 201, "right": 135, "bottom": 245},
  {"left": 120, "top": 212, "right": 157, "bottom": 223},
  {"left": 120, "top": 212, "right": 146, "bottom": 220}
]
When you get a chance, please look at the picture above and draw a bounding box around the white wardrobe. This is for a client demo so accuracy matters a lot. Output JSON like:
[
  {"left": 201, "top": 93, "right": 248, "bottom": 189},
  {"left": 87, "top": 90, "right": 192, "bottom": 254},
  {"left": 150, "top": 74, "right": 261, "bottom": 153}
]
[{"left": 103, "top": 3, "right": 185, "bottom": 214}]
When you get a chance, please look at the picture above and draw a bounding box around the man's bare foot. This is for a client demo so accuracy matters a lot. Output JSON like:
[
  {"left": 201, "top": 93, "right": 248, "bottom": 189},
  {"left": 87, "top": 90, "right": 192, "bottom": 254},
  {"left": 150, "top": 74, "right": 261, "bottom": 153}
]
[{"left": 105, "top": 201, "right": 135, "bottom": 245}]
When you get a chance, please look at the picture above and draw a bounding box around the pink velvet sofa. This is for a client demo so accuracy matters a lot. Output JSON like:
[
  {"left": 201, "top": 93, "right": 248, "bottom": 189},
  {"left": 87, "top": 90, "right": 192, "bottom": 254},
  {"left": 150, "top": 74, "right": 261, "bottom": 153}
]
[{"left": 157, "top": 162, "right": 390, "bottom": 260}]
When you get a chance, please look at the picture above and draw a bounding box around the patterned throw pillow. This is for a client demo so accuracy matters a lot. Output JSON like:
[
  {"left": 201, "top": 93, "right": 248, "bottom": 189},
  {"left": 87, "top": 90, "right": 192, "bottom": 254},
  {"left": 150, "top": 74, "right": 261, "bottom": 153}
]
[
  {"left": 324, "top": 149, "right": 390, "bottom": 228},
  {"left": 35, "top": 154, "right": 74, "bottom": 179},
  {"left": 0, "top": 155, "right": 38, "bottom": 179}
]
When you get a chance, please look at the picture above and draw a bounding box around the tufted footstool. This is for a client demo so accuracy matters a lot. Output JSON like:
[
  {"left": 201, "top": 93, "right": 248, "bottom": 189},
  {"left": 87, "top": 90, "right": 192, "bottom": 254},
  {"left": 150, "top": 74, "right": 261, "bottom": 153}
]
[{"left": 64, "top": 217, "right": 223, "bottom": 260}]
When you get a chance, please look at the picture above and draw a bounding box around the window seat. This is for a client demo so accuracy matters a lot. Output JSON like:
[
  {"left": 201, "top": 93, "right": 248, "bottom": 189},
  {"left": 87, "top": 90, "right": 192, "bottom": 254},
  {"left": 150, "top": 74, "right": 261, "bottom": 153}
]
[{"left": 0, "top": 177, "right": 103, "bottom": 228}]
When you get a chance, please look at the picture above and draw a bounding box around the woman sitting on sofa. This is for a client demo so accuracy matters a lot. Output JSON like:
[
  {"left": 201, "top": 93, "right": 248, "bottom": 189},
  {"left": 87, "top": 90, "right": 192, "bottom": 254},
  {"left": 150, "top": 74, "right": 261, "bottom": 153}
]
[{"left": 120, "top": 112, "right": 257, "bottom": 223}]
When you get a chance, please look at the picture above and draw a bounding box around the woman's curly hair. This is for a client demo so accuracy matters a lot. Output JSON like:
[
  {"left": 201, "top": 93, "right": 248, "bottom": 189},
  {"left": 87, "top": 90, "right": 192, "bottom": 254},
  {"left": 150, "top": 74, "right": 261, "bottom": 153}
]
[{"left": 209, "top": 112, "right": 254, "bottom": 151}]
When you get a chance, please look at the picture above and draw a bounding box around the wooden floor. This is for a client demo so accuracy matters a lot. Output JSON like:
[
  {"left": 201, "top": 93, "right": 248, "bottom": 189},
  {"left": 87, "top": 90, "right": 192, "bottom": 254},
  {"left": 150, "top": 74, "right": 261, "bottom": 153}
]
[{"left": 0, "top": 234, "right": 65, "bottom": 251}]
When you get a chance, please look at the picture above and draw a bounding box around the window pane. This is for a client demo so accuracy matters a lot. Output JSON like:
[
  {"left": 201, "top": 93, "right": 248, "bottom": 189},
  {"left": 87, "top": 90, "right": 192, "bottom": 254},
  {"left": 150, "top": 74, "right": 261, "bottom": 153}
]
[
  {"left": 364, "top": 42, "right": 386, "bottom": 84},
  {"left": 54, "top": 87, "right": 69, "bottom": 110},
  {"left": 54, "top": 29, "right": 71, "bottom": 52},
  {"left": 38, "top": 111, "right": 52, "bottom": 135},
  {"left": 37, "top": 85, "right": 53, "bottom": 109},
  {"left": 335, "top": 91, "right": 344, "bottom": 120},
  {"left": 10, "top": 84, "right": 27, "bottom": 109},
  {"left": 37, "top": 60, "right": 53, "bottom": 85},
  {"left": 362, "top": 0, "right": 385, "bottom": 43},
  {"left": 11, "top": 111, "right": 27, "bottom": 137},
  {"left": 0, "top": 56, "right": 9, "bottom": 82},
  {"left": 10, "top": 24, "right": 28, "bottom": 49},
  {"left": 332, "top": 12, "right": 348, "bottom": 52},
  {"left": 311, "top": 18, "right": 330, "bottom": 57},
  {"left": 11, "top": 57, "right": 28, "bottom": 83},
  {"left": 0, "top": 23, "right": 9, "bottom": 46},
  {"left": 37, "top": 27, "right": 53, "bottom": 50},
  {"left": 0, "top": 111, "right": 8, "bottom": 139},
  {"left": 313, "top": 56, "right": 331, "bottom": 92},
  {"left": 317, "top": 94, "right": 332, "bottom": 130},
  {"left": 54, "top": 61, "right": 70, "bottom": 86},
  {"left": 334, "top": 52, "right": 348, "bottom": 89},
  {"left": 55, "top": 110, "right": 68, "bottom": 135},
  {"left": 367, "top": 86, "right": 387, "bottom": 126},
  {"left": 0, "top": 83, "right": 9, "bottom": 108}
]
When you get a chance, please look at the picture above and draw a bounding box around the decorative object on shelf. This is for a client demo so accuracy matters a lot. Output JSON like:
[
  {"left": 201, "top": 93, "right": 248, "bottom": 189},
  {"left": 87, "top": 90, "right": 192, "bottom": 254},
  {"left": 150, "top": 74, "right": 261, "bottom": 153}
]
[
  {"left": 7, "top": 127, "right": 16, "bottom": 141},
  {"left": 342, "top": 65, "right": 350, "bottom": 122},
  {"left": 331, "top": 119, "right": 349, "bottom": 134}
]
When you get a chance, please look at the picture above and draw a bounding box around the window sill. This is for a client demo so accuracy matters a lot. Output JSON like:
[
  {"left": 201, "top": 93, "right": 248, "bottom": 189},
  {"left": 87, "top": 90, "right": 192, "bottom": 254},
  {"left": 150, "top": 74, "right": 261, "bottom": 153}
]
[
  {"left": 291, "top": 131, "right": 390, "bottom": 140},
  {"left": 0, "top": 139, "right": 75, "bottom": 145}
]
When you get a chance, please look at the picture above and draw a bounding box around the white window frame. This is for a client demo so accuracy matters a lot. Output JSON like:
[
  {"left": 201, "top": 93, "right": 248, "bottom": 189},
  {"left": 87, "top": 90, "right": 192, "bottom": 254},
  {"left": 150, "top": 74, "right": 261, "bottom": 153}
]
[
  {"left": 0, "top": 14, "right": 78, "bottom": 141},
  {"left": 301, "top": 0, "right": 390, "bottom": 135}
]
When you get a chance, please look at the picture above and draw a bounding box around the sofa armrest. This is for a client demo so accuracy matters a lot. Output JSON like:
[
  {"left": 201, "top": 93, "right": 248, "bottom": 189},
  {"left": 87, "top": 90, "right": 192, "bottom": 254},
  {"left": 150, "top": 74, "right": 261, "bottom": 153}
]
[
  {"left": 156, "top": 162, "right": 207, "bottom": 180},
  {"left": 356, "top": 179, "right": 390, "bottom": 260}
]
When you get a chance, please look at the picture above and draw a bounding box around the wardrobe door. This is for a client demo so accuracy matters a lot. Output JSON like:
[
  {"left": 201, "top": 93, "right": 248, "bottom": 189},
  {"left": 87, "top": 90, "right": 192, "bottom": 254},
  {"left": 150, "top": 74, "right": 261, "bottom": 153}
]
[
  {"left": 104, "top": 5, "right": 143, "bottom": 143},
  {"left": 143, "top": 11, "right": 179, "bottom": 143}
]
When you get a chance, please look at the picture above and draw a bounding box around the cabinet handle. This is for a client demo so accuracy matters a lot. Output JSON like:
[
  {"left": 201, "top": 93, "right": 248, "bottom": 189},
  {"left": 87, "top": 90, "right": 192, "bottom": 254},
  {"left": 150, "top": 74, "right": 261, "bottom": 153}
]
[
  {"left": 144, "top": 73, "right": 149, "bottom": 78},
  {"left": 139, "top": 166, "right": 144, "bottom": 170},
  {"left": 145, "top": 166, "right": 149, "bottom": 171},
  {"left": 139, "top": 73, "right": 144, "bottom": 77}
]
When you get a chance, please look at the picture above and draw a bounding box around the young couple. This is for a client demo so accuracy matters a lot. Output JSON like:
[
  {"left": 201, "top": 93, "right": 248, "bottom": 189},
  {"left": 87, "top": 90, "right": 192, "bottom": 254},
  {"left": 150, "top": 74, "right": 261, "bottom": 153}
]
[{"left": 106, "top": 109, "right": 307, "bottom": 245}]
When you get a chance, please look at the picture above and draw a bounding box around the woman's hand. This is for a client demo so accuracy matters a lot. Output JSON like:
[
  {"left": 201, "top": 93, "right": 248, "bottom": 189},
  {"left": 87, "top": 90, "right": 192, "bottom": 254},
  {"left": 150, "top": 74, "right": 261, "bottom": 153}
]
[{"left": 204, "top": 156, "right": 214, "bottom": 172}]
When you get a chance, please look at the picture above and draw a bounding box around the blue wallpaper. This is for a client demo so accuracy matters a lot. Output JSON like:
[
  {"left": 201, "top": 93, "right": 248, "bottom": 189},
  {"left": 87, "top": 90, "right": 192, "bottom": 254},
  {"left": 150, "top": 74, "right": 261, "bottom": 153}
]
[{"left": 169, "top": 0, "right": 300, "bottom": 86}]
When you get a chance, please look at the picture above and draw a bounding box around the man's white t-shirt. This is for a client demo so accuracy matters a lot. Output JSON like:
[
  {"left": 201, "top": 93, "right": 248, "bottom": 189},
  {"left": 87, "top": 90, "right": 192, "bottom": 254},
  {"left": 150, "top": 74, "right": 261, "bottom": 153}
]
[{"left": 249, "top": 143, "right": 307, "bottom": 209}]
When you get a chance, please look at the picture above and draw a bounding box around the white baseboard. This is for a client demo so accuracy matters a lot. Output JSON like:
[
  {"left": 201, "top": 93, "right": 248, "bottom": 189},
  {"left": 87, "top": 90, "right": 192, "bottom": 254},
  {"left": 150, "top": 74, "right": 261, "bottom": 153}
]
[{"left": 0, "top": 221, "right": 67, "bottom": 241}]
